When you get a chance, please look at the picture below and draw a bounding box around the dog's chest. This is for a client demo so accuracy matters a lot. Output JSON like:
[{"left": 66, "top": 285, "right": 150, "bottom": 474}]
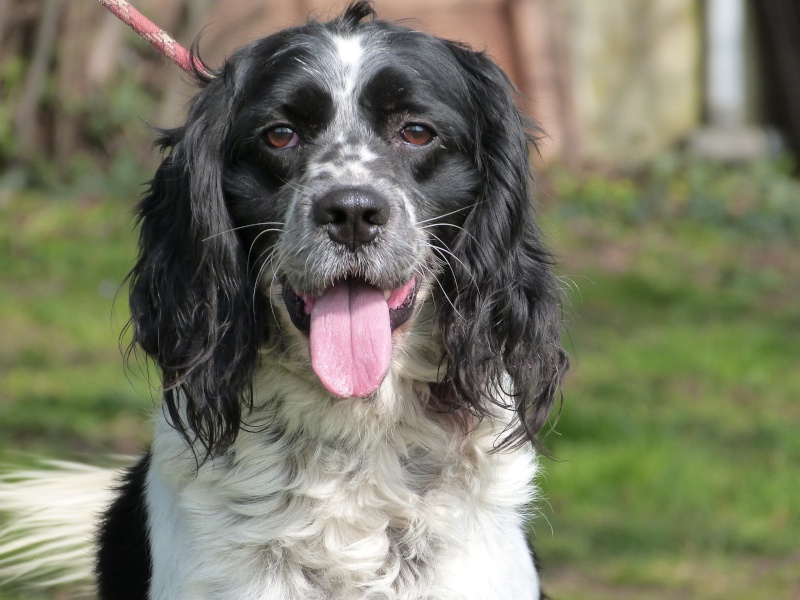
[{"left": 147, "top": 427, "right": 540, "bottom": 600}]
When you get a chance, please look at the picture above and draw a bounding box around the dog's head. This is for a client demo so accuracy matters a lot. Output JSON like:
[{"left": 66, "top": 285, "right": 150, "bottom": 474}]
[{"left": 129, "top": 1, "right": 568, "bottom": 455}]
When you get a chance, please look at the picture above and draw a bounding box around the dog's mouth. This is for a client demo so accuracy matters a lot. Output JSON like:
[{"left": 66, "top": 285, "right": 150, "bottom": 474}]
[{"left": 281, "top": 276, "right": 418, "bottom": 398}]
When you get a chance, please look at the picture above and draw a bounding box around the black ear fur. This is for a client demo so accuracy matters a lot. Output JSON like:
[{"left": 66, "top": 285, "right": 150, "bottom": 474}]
[
  {"left": 128, "top": 61, "right": 263, "bottom": 458},
  {"left": 437, "top": 43, "right": 569, "bottom": 450}
]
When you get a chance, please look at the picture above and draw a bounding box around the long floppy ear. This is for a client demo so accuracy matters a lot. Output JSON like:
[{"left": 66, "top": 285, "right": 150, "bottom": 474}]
[
  {"left": 128, "top": 62, "right": 263, "bottom": 457},
  {"left": 437, "top": 43, "right": 569, "bottom": 451}
]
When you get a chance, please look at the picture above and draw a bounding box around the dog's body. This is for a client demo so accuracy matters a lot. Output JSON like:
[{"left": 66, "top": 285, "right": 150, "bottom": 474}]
[{"left": 1, "top": 3, "right": 567, "bottom": 598}]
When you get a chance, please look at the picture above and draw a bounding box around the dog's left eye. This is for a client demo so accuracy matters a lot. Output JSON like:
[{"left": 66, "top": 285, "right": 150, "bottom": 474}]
[
  {"left": 264, "top": 126, "right": 300, "bottom": 149},
  {"left": 399, "top": 124, "right": 435, "bottom": 146}
]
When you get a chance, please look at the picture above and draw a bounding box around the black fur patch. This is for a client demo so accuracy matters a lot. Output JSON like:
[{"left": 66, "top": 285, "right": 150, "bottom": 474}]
[{"left": 96, "top": 454, "right": 152, "bottom": 600}]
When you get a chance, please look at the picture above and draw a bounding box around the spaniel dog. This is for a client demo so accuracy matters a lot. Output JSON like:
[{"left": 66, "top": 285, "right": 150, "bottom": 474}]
[{"left": 1, "top": 3, "right": 567, "bottom": 599}]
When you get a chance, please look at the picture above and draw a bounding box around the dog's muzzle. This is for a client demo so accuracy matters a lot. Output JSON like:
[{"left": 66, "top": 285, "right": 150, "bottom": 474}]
[{"left": 279, "top": 187, "right": 419, "bottom": 398}]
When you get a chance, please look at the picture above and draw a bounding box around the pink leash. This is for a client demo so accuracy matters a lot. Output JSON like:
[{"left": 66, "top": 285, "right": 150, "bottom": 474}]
[{"left": 97, "top": 0, "right": 211, "bottom": 76}]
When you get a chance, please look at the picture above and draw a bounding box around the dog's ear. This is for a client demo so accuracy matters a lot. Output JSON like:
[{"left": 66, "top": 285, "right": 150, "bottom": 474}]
[
  {"left": 128, "top": 62, "right": 263, "bottom": 458},
  {"left": 437, "top": 43, "right": 568, "bottom": 450}
]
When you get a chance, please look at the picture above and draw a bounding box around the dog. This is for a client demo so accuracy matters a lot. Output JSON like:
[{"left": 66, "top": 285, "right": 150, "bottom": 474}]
[{"left": 0, "top": 2, "right": 568, "bottom": 598}]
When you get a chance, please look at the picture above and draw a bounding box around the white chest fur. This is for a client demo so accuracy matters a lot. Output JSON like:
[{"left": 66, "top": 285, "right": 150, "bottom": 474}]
[{"left": 145, "top": 368, "right": 541, "bottom": 600}]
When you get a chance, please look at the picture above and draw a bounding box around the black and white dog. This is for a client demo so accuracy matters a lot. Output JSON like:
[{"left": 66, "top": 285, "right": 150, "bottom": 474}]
[{"left": 1, "top": 3, "right": 567, "bottom": 598}]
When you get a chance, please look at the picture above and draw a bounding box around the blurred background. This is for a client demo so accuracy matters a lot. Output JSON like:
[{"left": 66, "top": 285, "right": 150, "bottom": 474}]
[{"left": 1, "top": 1, "right": 799, "bottom": 598}]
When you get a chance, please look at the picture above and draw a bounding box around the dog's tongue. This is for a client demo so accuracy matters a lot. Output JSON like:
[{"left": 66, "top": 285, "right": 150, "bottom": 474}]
[{"left": 310, "top": 280, "right": 391, "bottom": 398}]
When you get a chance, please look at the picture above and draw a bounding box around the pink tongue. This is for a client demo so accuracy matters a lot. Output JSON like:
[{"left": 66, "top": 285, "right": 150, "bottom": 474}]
[{"left": 310, "top": 280, "right": 392, "bottom": 398}]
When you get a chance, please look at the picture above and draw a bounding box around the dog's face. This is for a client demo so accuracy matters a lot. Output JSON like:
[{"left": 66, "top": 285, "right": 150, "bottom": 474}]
[
  {"left": 224, "top": 22, "right": 483, "bottom": 398},
  {"left": 129, "top": 2, "right": 567, "bottom": 455}
]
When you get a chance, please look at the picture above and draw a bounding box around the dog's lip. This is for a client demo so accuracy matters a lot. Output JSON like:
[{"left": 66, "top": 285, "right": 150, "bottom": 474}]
[{"left": 280, "top": 276, "right": 418, "bottom": 335}]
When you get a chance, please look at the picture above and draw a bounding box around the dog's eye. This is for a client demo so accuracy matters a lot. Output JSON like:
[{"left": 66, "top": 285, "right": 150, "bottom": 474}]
[
  {"left": 399, "top": 124, "right": 434, "bottom": 146},
  {"left": 264, "top": 126, "right": 299, "bottom": 149}
]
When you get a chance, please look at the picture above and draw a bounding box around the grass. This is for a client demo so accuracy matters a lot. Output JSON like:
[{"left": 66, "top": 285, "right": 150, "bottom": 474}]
[
  {"left": 0, "top": 190, "right": 153, "bottom": 462},
  {"left": 1, "top": 159, "right": 799, "bottom": 598},
  {"left": 532, "top": 162, "right": 800, "bottom": 599}
]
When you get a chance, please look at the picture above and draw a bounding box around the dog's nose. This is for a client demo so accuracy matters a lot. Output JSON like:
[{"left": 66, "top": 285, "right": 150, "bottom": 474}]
[{"left": 313, "top": 188, "right": 390, "bottom": 250}]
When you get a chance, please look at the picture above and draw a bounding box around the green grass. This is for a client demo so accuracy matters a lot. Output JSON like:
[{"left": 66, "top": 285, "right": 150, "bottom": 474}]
[
  {"left": 0, "top": 191, "right": 153, "bottom": 461},
  {"left": 532, "top": 189, "right": 800, "bottom": 598},
  {"left": 1, "top": 162, "right": 799, "bottom": 598}
]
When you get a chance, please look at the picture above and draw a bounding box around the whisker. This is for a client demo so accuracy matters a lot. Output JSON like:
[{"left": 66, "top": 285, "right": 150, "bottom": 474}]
[
  {"left": 278, "top": 180, "right": 310, "bottom": 195},
  {"left": 264, "top": 249, "right": 295, "bottom": 330},
  {"left": 201, "top": 222, "right": 284, "bottom": 242},
  {"left": 416, "top": 204, "right": 474, "bottom": 225},
  {"left": 418, "top": 245, "right": 465, "bottom": 320},
  {"left": 276, "top": 175, "right": 316, "bottom": 196},
  {"left": 251, "top": 246, "right": 280, "bottom": 310},
  {"left": 424, "top": 231, "right": 479, "bottom": 293},
  {"left": 247, "top": 228, "right": 284, "bottom": 266},
  {"left": 421, "top": 221, "right": 480, "bottom": 247}
]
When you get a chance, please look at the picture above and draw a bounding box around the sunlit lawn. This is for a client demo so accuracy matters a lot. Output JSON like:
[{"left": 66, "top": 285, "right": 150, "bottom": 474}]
[
  {"left": 534, "top": 174, "right": 800, "bottom": 599},
  {"left": 1, "top": 163, "right": 799, "bottom": 598}
]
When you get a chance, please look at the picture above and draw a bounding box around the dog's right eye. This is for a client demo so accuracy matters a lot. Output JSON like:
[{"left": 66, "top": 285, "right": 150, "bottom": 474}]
[
  {"left": 264, "top": 126, "right": 300, "bottom": 149},
  {"left": 399, "top": 124, "right": 435, "bottom": 146}
]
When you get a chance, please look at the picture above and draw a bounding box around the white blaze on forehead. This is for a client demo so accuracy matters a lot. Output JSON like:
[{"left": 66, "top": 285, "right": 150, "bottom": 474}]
[
  {"left": 333, "top": 35, "right": 363, "bottom": 66},
  {"left": 313, "top": 34, "right": 384, "bottom": 187},
  {"left": 330, "top": 34, "right": 365, "bottom": 99}
]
